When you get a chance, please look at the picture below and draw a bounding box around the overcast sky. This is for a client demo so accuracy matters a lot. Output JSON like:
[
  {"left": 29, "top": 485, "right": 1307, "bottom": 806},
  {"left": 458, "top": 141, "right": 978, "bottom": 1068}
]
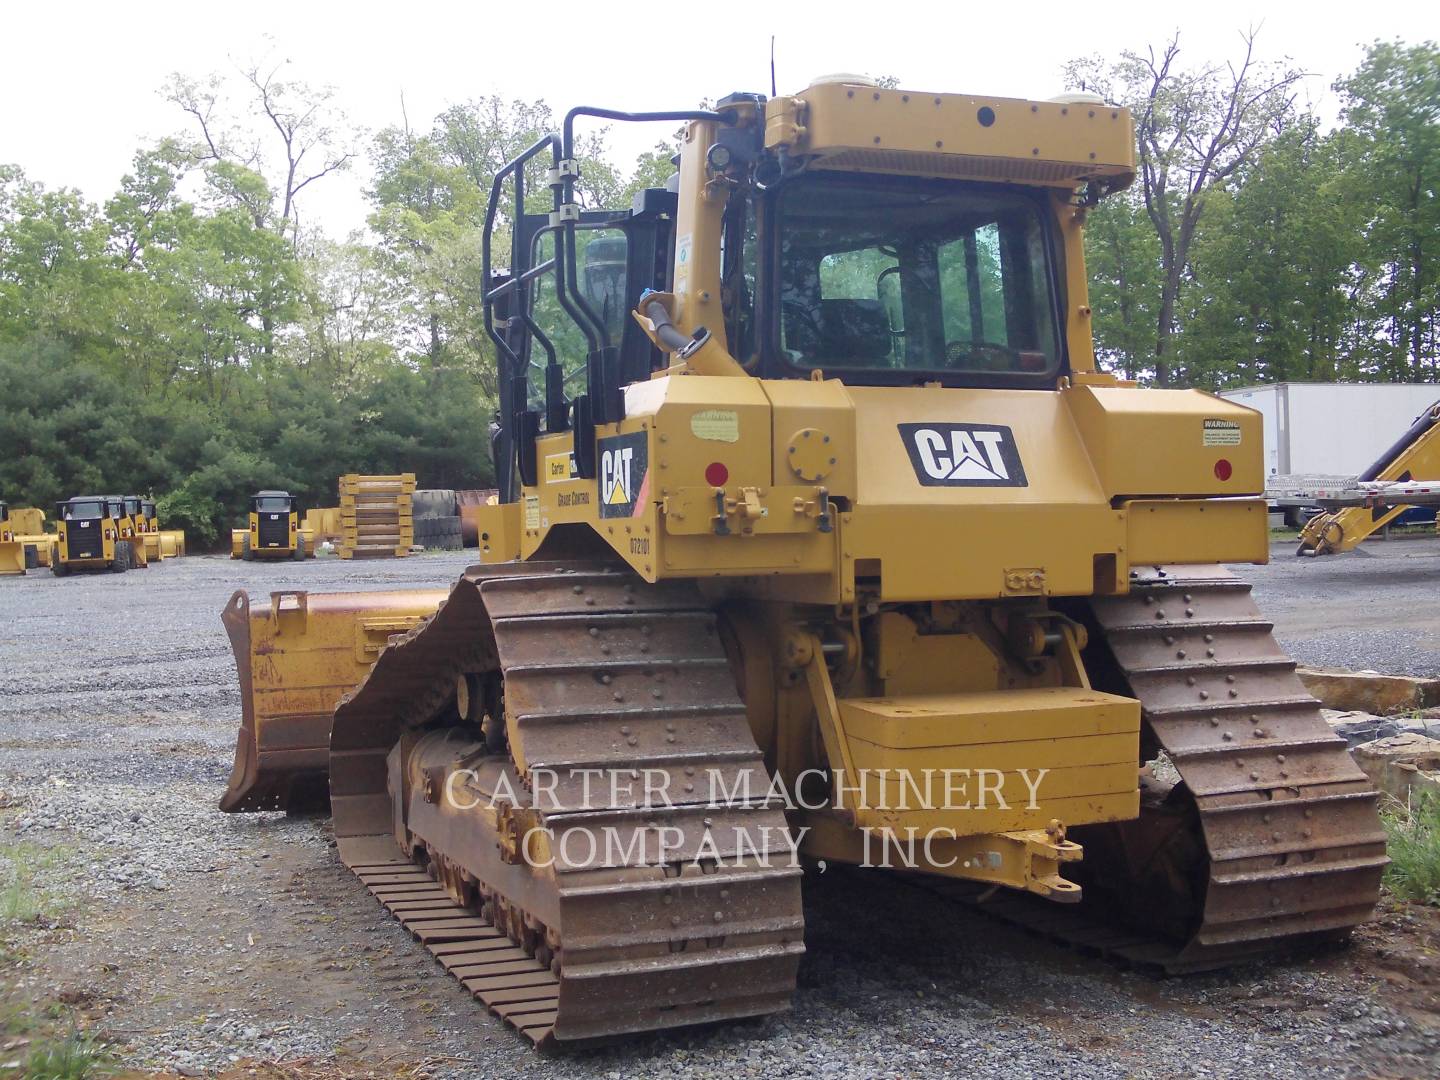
[{"left": 3, "top": 1, "right": 1432, "bottom": 236}]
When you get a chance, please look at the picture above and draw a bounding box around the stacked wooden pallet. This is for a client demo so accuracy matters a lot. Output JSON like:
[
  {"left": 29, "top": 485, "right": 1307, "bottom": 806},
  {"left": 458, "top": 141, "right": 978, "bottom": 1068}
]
[{"left": 338, "top": 473, "right": 415, "bottom": 559}]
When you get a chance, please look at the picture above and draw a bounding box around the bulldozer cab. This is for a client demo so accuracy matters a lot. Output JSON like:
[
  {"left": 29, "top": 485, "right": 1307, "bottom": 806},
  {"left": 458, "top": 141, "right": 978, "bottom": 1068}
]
[
  {"left": 57, "top": 497, "right": 111, "bottom": 523},
  {"left": 131, "top": 497, "right": 155, "bottom": 534},
  {"left": 105, "top": 496, "right": 133, "bottom": 533},
  {"left": 121, "top": 496, "right": 144, "bottom": 534},
  {"left": 769, "top": 178, "right": 1059, "bottom": 381},
  {"left": 252, "top": 491, "right": 296, "bottom": 514},
  {"left": 479, "top": 86, "right": 1140, "bottom": 511}
]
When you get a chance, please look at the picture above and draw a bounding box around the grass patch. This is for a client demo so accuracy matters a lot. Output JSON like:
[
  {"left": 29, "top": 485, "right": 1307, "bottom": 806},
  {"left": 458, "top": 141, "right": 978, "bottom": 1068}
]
[
  {"left": 0, "top": 842, "right": 72, "bottom": 929},
  {"left": 0, "top": 842, "right": 112, "bottom": 1079},
  {"left": 7, "top": 1026, "right": 116, "bottom": 1079},
  {"left": 1381, "top": 789, "right": 1440, "bottom": 905}
]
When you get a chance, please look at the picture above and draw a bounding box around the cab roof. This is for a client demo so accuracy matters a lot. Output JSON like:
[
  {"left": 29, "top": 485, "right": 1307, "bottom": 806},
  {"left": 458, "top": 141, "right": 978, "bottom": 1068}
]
[{"left": 765, "top": 81, "right": 1135, "bottom": 193}]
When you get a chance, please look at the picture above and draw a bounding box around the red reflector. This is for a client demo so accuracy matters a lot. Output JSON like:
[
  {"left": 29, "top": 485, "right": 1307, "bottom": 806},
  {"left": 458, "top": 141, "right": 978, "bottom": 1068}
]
[
  {"left": 1214, "top": 459, "right": 1233, "bottom": 481},
  {"left": 705, "top": 462, "right": 729, "bottom": 487}
]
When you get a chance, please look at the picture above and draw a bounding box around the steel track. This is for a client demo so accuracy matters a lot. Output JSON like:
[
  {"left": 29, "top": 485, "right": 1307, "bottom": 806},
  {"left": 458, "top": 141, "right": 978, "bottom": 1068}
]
[
  {"left": 916, "top": 565, "right": 1387, "bottom": 972},
  {"left": 328, "top": 561, "right": 804, "bottom": 1045}
]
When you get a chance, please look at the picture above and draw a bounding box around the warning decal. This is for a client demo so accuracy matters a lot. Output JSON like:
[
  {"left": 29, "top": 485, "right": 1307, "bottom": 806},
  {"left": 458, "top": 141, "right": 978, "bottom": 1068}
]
[{"left": 1203, "top": 419, "right": 1242, "bottom": 447}]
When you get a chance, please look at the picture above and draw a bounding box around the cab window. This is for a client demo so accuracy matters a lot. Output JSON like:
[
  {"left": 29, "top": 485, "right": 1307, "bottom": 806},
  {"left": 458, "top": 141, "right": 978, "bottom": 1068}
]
[{"left": 774, "top": 176, "right": 1060, "bottom": 382}]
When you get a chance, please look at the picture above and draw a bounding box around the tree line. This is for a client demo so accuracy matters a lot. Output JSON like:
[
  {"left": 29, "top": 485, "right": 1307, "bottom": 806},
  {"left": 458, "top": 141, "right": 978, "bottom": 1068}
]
[
  {"left": 0, "top": 63, "right": 666, "bottom": 544},
  {"left": 1, "top": 38, "right": 1436, "bottom": 543},
  {"left": 1074, "top": 36, "right": 1439, "bottom": 388}
]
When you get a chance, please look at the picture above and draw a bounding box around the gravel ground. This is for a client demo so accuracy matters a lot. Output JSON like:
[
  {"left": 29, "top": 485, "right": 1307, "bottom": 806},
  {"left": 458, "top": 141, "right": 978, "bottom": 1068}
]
[
  {"left": 1242, "top": 532, "right": 1440, "bottom": 677},
  {"left": 1, "top": 545, "right": 1438, "bottom": 1078}
]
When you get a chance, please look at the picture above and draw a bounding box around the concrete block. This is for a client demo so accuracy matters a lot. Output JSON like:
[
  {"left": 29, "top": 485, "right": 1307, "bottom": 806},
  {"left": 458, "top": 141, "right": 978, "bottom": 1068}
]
[{"left": 1352, "top": 733, "right": 1440, "bottom": 802}]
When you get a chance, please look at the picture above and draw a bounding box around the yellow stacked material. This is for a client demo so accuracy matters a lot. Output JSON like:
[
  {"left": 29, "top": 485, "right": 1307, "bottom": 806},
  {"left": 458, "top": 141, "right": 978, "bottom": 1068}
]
[{"left": 337, "top": 474, "right": 415, "bottom": 559}]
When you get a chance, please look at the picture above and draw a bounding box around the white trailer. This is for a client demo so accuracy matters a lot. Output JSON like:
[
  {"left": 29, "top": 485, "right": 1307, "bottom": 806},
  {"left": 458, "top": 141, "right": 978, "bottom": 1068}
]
[{"left": 1218, "top": 382, "right": 1440, "bottom": 478}]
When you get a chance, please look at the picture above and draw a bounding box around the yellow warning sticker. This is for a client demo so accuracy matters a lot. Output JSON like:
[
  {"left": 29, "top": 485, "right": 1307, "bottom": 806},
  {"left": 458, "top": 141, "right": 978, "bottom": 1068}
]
[
  {"left": 1203, "top": 419, "right": 1242, "bottom": 447},
  {"left": 523, "top": 494, "right": 541, "bottom": 529},
  {"left": 690, "top": 409, "right": 740, "bottom": 443}
]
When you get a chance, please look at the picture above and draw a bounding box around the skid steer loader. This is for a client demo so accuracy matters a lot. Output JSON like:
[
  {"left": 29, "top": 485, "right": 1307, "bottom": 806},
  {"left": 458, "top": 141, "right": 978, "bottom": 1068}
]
[
  {"left": 221, "top": 76, "right": 1385, "bottom": 1046},
  {"left": 52, "top": 496, "right": 137, "bottom": 574},
  {"left": 232, "top": 490, "right": 309, "bottom": 561}
]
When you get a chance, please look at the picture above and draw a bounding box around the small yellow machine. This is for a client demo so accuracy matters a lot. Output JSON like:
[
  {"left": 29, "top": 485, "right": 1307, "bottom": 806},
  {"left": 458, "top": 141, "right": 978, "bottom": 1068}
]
[
  {"left": 221, "top": 77, "right": 1384, "bottom": 1046},
  {"left": 113, "top": 495, "right": 149, "bottom": 568},
  {"left": 3, "top": 506, "right": 53, "bottom": 570},
  {"left": 52, "top": 496, "right": 137, "bottom": 574},
  {"left": 232, "top": 490, "right": 308, "bottom": 561},
  {"left": 129, "top": 499, "right": 188, "bottom": 561},
  {"left": 0, "top": 501, "right": 24, "bottom": 575}
]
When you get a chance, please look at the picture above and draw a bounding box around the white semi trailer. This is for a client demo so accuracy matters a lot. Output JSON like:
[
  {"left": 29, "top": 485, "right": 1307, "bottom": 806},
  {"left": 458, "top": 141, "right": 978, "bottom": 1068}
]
[{"left": 1219, "top": 382, "right": 1440, "bottom": 478}]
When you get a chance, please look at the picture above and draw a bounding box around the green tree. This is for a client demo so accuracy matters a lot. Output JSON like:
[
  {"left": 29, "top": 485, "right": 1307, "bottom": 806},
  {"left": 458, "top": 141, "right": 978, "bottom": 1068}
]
[
  {"left": 367, "top": 125, "right": 486, "bottom": 377},
  {"left": 1179, "top": 117, "right": 1371, "bottom": 387},
  {"left": 1082, "top": 190, "right": 1163, "bottom": 381},
  {"left": 1068, "top": 32, "right": 1302, "bottom": 385},
  {"left": 0, "top": 171, "right": 116, "bottom": 359},
  {"left": 1336, "top": 40, "right": 1440, "bottom": 379}
]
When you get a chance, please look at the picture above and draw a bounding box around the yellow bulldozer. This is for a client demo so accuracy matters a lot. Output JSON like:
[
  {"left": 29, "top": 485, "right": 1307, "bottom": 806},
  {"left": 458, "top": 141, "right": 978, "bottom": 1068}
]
[
  {"left": 220, "top": 77, "right": 1386, "bottom": 1046},
  {"left": 51, "top": 496, "right": 140, "bottom": 574}
]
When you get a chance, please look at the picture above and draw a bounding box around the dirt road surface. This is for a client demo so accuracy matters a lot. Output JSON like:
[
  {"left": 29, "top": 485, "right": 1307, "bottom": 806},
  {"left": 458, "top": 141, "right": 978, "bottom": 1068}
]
[{"left": 1, "top": 542, "right": 1437, "bottom": 1078}]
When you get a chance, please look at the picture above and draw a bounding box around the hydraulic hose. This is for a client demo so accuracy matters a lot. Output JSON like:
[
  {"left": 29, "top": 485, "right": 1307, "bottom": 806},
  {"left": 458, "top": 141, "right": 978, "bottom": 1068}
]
[
  {"left": 643, "top": 298, "right": 695, "bottom": 353},
  {"left": 1358, "top": 400, "right": 1440, "bottom": 481}
]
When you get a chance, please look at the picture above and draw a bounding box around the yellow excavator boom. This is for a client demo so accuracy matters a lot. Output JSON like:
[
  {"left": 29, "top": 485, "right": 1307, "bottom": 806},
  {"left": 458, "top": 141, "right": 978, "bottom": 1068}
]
[{"left": 1298, "top": 400, "right": 1440, "bottom": 555}]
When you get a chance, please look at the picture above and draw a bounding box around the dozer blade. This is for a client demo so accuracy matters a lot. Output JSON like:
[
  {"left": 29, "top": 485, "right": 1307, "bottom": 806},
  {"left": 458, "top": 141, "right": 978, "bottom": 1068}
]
[
  {"left": 220, "top": 587, "right": 446, "bottom": 813},
  {"left": 0, "top": 539, "right": 24, "bottom": 576}
]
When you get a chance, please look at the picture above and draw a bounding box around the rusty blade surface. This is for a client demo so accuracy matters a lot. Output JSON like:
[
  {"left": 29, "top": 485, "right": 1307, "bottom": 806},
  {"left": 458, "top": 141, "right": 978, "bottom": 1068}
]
[{"left": 219, "top": 587, "right": 446, "bottom": 813}]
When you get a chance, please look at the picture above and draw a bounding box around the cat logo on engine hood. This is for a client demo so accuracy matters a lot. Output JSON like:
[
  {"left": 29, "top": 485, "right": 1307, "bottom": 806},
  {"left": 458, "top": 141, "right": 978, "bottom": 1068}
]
[{"left": 899, "top": 423, "right": 1028, "bottom": 487}]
